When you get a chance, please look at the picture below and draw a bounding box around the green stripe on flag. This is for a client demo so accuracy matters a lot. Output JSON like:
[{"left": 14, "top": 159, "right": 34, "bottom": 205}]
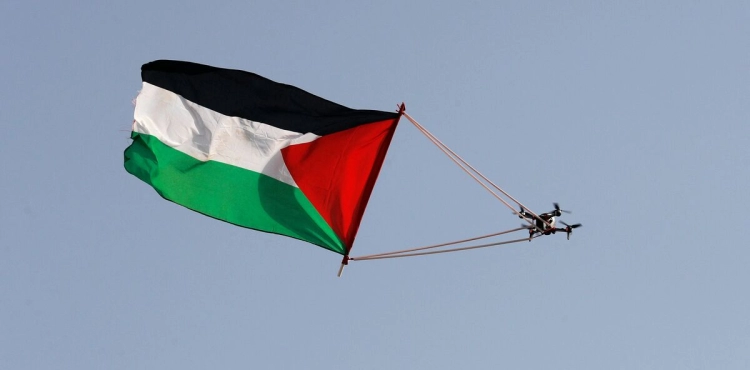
[{"left": 124, "top": 132, "right": 346, "bottom": 254}]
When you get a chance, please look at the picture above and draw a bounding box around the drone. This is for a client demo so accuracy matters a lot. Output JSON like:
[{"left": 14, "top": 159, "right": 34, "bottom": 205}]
[{"left": 518, "top": 203, "right": 582, "bottom": 240}]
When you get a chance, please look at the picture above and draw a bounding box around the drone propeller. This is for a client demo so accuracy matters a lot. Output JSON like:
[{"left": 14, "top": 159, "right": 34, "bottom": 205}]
[
  {"left": 553, "top": 202, "right": 572, "bottom": 214},
  {"left": 560, "top": 221, "right": 582, "bottom": 240},
  {"left": 518, "top": 206, "right": 535, "bottom": 222}
]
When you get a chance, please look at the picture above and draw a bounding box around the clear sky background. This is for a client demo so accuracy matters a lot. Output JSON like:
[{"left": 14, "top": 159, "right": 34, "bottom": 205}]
[{"left": 2, "top": 1, "right": 749, "bottom": 369}]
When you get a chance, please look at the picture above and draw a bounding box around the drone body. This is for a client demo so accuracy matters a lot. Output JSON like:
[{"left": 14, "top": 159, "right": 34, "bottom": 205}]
[{"left": 519, "top": 203, "right": 582, "bottom": 240}]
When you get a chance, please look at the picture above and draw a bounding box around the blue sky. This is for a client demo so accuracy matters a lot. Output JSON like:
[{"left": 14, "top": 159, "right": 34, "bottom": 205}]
[{"left": 2, "top": 1, "right": 749, "bottom": 369}]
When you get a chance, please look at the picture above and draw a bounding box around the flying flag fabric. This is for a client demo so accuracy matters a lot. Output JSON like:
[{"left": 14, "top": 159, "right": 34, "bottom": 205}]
[{"left": 125, "top": 60, "right": 401, "bottom": 255}]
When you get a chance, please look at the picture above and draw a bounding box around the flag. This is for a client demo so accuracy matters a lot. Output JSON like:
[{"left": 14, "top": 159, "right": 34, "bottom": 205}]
[{"left": 124, "top": 60, "right": 401, "bottom": 255}]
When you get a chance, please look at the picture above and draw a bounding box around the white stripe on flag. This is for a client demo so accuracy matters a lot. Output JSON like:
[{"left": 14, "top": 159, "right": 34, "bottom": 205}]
[{"left": 133, "top": 83, "right": 319, "bottom": 187}]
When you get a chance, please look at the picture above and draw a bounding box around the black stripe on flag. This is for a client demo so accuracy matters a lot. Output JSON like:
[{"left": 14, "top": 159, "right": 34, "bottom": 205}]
[{"left": 141, "top": 60, "right": 399, "bottom": 136}]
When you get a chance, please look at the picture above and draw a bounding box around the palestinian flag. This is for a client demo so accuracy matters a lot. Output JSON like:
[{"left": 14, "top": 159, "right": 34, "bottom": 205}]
[{"left": 124, "top": 60, "right": 401, "bottom": 256}]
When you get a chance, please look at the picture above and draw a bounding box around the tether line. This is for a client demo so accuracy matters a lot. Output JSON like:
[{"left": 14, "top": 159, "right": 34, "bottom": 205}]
[
  {"left": 401, "top": 111, "right": 551, "bottom": 230},
  {"left": 352, "top": 235, "right": 539, "bottom": 261},
  {"left": 351, "top": 227, "right": 526, "bottom": 260}
]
